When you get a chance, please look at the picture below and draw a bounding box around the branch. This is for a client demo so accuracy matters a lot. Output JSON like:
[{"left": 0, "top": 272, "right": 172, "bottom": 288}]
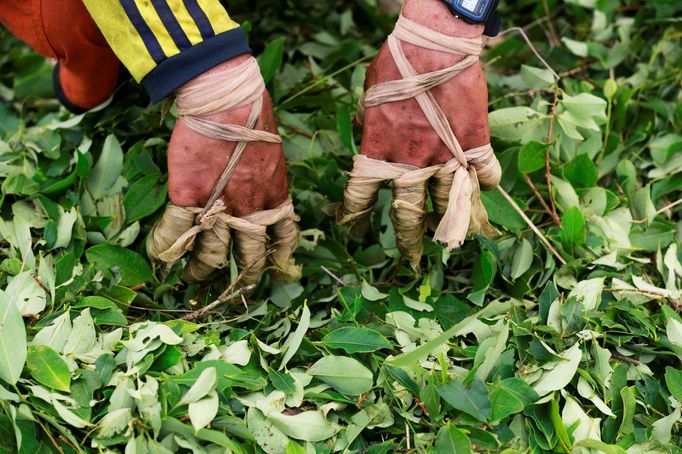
[
  {"left": 182, "top": 285, "right": 255, "bottom": 321},
  {"left": 496, "top": 186, "right": 567, "bottom": 266},
  {"left": 182, "top": 248, "right": 275, "bottom": 321},
  {"left": 524, "top": 174, "right": 562, "bottom": 227},
  {"left": 545, "top": 90, "right": 561, "bottom": 227}
]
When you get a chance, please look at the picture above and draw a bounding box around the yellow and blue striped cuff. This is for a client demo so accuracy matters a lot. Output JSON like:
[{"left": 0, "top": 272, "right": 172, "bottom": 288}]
[{"left": 83, "top": 0, "right": 251, "bottom": 103}]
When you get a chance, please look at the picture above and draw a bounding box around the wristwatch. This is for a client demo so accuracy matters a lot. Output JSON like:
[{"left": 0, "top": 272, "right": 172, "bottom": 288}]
[{"left": 439, "top": 0, "right": 502, "bottom": 37}]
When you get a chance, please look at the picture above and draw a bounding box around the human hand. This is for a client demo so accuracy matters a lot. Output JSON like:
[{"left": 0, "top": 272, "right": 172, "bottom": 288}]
[
  {"left": 338, "top": 0, "right": 501, "bottom": 271},
  {"left": 148, "top": 55, "right": 300, "bottom": 287}
]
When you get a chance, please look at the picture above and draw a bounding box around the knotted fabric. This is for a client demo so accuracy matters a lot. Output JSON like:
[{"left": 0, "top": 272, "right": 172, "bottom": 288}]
[
  {"left": 148, "top": 57, "right": 301, "bottom": 286},
  {"left": 338, "top": 16, "right": 501, "bottom": 270}
]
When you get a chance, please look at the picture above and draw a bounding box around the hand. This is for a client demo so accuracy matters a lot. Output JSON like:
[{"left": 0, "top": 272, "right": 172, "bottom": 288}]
[
  {"left": 338, "top": 0, "right": 501, "bottom": 270},
  {"left": 148, "top": 55, "right": 300, "bottom": 287},
  {"left": 362, "top": 1, "right": 490, "bottom": 167}
]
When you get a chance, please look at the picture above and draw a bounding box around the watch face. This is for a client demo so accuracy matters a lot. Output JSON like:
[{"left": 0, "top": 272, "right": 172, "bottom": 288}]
[
  {"left": 447, "top": 0, "right": 496, "bottom": 23},
  {"left": 460, "top": 0, "right": 479, "bottom": 13}
]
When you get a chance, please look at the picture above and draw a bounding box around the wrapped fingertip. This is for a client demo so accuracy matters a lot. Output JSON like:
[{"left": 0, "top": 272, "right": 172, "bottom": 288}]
[
  {"left": 147, "top": 204, "right": 197, "bottom": 264},
  {"left": 268, "top": 216, "right": 302, "bottom": 282},
  {"left": 182, "top": 219, "right": 231, "bottom": 283}
]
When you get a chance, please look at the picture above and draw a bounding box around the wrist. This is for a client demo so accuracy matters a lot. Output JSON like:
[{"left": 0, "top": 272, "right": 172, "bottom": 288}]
[{"left": 402, "top": 0, "right": 485, "bottom": 38}]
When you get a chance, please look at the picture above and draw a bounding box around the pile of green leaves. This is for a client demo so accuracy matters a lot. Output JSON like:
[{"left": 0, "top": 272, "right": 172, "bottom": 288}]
[{"left": 0, "top": 0, "right": 681, "bottom": 452}]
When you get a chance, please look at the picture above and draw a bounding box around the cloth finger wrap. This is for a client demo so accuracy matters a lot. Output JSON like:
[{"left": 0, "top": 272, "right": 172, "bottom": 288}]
[
  {"left": 338, "top": 16, "right": 502, "bottom": 271},
  {"left": 147, "top": 57, "right": 301, "bottom": 287}
]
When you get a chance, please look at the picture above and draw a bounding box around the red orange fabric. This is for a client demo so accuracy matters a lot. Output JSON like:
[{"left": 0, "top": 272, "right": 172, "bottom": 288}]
[{"left": 0, "top": 0, "right": 120, "bottom": 110}]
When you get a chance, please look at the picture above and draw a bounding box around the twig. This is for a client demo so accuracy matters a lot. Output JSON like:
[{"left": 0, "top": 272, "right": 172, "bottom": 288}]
[
  {"left": 497, "top": 27, "right": 560, "bottom": 80},
  {"left": 656, "top": 198, "right": 682, "bottom": 216},
  {"left": 182, "top": 247, "right": 278, "bottom": 320},
  {"left": 35, "top": 418, "right": 64, "bottom": 454},
  {"left": 605, "top": 286, "right": 681, "bottom": 311},
  {"left": 524, "top": 174, "right": 562, "bottom": 227},
  {"left": 31, "top": 273, "right": 52, "bottom": 298},
  {"left": 414, "top": 397, "right": 430, "bottom": 416},
  {"left": 541, "top": 0, "right": 561, "bottom": 47},
  {"left": 405, "top": 422, "right": 411, "bottom": 451},
  {"left": 611, "top": 353, "right": 641, "bottom": 366},
  {"left": 182, "top": 285, "right": 255, "bottom": 321},
  {"left": 604, "top": 287, "right": 670, "bottom": 299},
  {"left": 321, "top": 265, "right": 345, "bottom": 286},
  {"left": 545, "top": 90, "right": 561, "bottom": 225},
  {"left": 496, "top": 186, "right": 567, "bottom": 266},
  {"left": 58, "top": 435, "right": 78, "bottom": 452}
]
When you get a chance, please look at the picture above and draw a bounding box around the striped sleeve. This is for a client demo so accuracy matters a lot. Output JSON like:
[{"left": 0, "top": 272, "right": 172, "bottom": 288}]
[{"left": 82, "top": 0, "right": 251, "bottom": 103}]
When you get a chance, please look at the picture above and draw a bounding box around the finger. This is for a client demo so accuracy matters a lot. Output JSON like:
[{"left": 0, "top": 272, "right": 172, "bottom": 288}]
[
  {"left": 338, "top": 173, "right": 383, "bottom": 236},
  {"left": 147, "top": 204, "right": 197, "bottom": 265},
  {"left": 232, "top": 227, "right": 268, "bottom": 287},
  {"left": 469, "top": 148, "right": 502, "bottom": 190},
  {"left": 390, "top": 179, "right": 429, "bottom": 273},
  {"left": 182, "top": 218, "right": 231, "bottom": 284},
  {"left": 268, "top": 215, "right": 302, "bottom": 282},
  {"left": 429, "top": 171, "right": 453, "bottom": 217}
]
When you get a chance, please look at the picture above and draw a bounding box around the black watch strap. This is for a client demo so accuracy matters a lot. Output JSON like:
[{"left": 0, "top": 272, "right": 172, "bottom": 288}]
[{"left": 483, "top": 14, "right": 502, "bottom": 37}]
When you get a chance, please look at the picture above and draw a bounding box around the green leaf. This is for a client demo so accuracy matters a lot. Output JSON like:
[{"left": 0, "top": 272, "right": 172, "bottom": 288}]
[
  {"left": 388, "top": 301, "right": 510, "bottom": 367},
  {"left": 323, "top": 327, "right": 392, "bottom": 353},
  {"left": 25, "top": 345, "right": 71, "bottom": 392},
  {"left": 63, "top": 309, "right": 96, "bottom": 356},
  {"left": 86, "top": 244, "right": 153, "bottom": 286},
  {"left": 269, "top": 369, "right": 296, "bottom": 395},
  {"left": 279, "top": 303, "right": 310, "bottom": 370},
  {"left": 123, "top": 174, "right": 167, "bottom": 222},
  {"left": 489, "top": 107, "right": 548, "bottom": 142},
  {"left": 73, "top": 296, "right": 118, "bottom": 310},
  {"left": 437, "top": 379, "right": 492, "bottom": 423},
  {"left": 562, "top": 37, "right": 588, "bottom": 57},
  {"left": 361, "top": 280, "right": 388, "bottom": 301},
  {"left": 435, "top": 424, "right": 472, "bottom": 453},
  {"left": 564, "top": 154, "right": 598, "bottom": 188},
  {"left": 573, "top": 439, "right": 626, "bottom": 454},
  {"left": 178, "top": 367, "right": 216, "bottom": 406},
  {"left": 86, "top": 134, "right": 123, "bottom": 200},
  {"left": 0, "top": 291, "right": 26, "bottom": 386},
  {"left": 188, "top": 390, "right": 219, "bottom": 432},
  {"left": 307, "top": 356, "right": 373, "bottom": 396},
  {"left": 480, "top": 191, "right": 526, "bottom": 230},
  {"left": 490, "top": 378, "right": 540, "bottom": 421},
  {"left": 550, "top": 399, "right": 572, "bottom": 452},
  {"left": 532, "top": 342, "right": 582, "bottom": 396},
  {"left": 247, "top": 408, "right": 289, "bottom": 454},
  {"left": 560, "top": 206, "right": 586, "bottom": 252},
  {"left": 336, "top": 103, "right": 354, "bottom": 152},
  {"left": 550, "top": 176, "right": 580, "bottom": 212},
  {"left": 286, "top": 440, "right": 307, "bottom": 454},
  {"left": 258, "top": 37, "right": 286, "bottom": 84},
  {"left": 267, "top": 410, "right": 339, "bottom": 442},
  {"left": 510, "top": 238, "right": 533, "bottom": 280},
  {"left": 664, "top": 367, "right": 682, "bottom": 402},
  {"left": 520, "top": 65, "right": 555, "bottom": 89},
  {"left": 618, "top": 386, "right": 636, "bottom": 437},
  {"left": 517, "top": 141, "right": 547, "bottom": 174}
]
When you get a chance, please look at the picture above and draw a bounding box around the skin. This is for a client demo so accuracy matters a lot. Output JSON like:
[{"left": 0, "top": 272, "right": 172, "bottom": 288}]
[
  {"left": 168, "top": 55, "right": 289, "bottom": 217},
  {"left": 167, "top": 0, "right": 490, "bottom": 216}
]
